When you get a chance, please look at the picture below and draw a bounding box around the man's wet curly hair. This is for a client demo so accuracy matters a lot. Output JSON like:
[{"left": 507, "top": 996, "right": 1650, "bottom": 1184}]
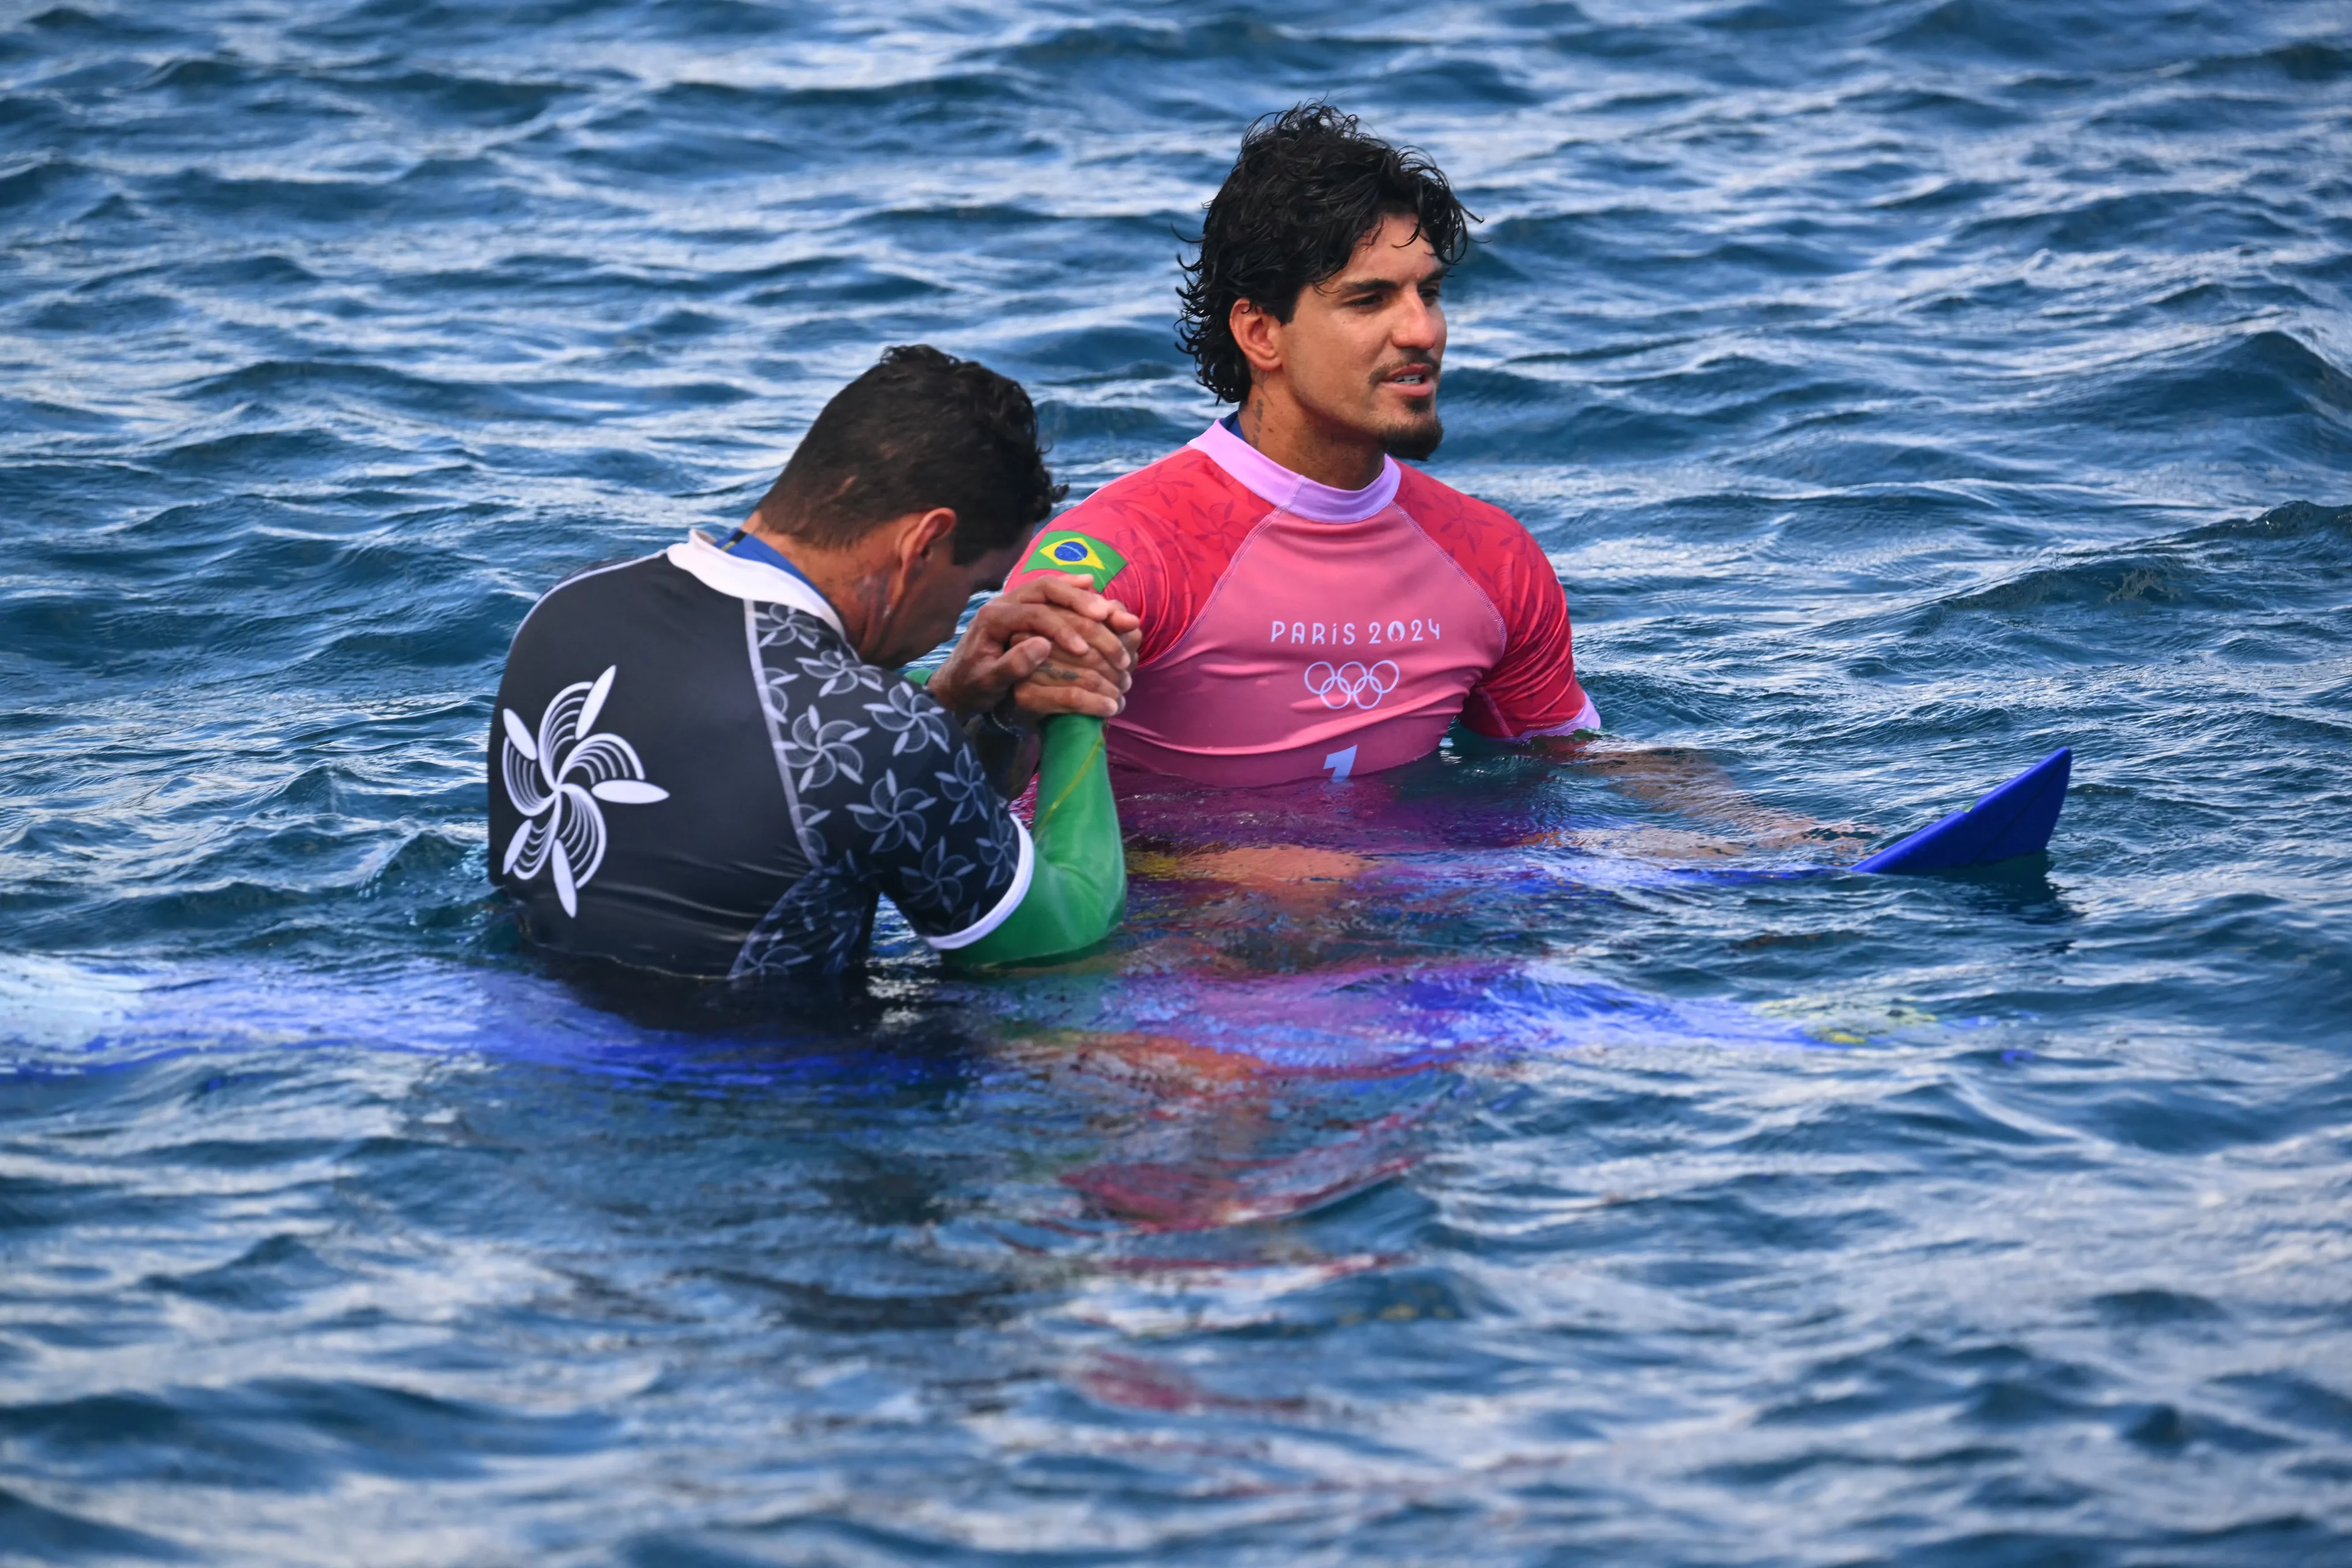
[
  {"left": 1177, "top": 104, "right": 1476, "bottom": 406},
  {"left": 760, "top": 344, "right": 1065, "bottom": 563}
]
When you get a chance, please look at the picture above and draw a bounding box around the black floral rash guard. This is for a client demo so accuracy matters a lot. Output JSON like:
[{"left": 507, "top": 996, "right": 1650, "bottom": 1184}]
[{"left": 488, "top": 533, "right": 1034, "bottom": 979}]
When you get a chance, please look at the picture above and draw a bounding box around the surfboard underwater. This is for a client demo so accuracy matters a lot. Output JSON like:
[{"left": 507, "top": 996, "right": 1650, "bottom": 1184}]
[
  {"left": 1218, "top": 746, "right": 2068, "bottom": 896},
  {"left": 1362, "top": 747, "right": 2076, "bottom": 903},
  {"left": 0, "top": 757, "right": 2068, "bottom": 1088},
  {"left": 963, "top": 747, "right": 2073, "bottom": 1074},
  {"left": 960, "top": 957, "right": 1828, "bottom": 1076},
  {"left": 1630, "top": 747, "right": 2073, "bottom": 887}
]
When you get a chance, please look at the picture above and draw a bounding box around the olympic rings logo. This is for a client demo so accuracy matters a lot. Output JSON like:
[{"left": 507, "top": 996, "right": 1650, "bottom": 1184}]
[{"left": 1304, "top": 660, "right": 1401, "bottom": 710}]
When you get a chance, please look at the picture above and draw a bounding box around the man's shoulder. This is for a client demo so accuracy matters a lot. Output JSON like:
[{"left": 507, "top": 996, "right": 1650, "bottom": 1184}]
[
  {"left": 1014, "top": 443, "right": 1267, "bottom": 607},
  {"left": 509, "top": 548, "right": 688, "bottom": 644},
  {"left": 1392, "top": 466, "right": 1560, "bottom": 613},
  {"left": 1392, "top": 463, "right": 1529, "bottom": 540},
  {"left": 1058, "top": 443, "right": 1260, "bottom": 537},
  {"left": 533, "top": 548, "right": 672, "bottom": 603}
]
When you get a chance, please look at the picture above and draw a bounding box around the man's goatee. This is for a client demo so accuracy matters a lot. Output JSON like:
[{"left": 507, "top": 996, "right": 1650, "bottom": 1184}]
[{"left": 1382, "top": 416, "right": 1444, "bottom": 462}]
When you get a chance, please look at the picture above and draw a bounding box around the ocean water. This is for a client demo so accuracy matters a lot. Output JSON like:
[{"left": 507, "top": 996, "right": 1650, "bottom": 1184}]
[{"left": 4, "top": 0, "right": 2351, "bottom": 1562}]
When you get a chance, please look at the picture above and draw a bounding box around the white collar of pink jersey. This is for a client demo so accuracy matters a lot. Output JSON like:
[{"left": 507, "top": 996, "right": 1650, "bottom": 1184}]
[{"left": 1188, "top": 418, "right": 1401, "bottom": 524}]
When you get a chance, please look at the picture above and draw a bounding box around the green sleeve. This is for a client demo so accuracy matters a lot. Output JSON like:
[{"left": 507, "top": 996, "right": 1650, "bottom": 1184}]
[{"left": 949, "top": 714, "right": 1125, "bottom": 968}]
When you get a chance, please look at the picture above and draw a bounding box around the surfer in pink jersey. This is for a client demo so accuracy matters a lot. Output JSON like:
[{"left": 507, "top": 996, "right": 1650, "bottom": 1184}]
[{"left": 1008, "top": 104, "right": 1597, "bottom": 790}]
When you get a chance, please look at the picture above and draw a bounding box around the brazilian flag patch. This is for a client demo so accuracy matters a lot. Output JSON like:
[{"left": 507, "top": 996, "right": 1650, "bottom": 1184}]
[{"left": 1022, "top": 530, "right": 1126, "bottom": 592}]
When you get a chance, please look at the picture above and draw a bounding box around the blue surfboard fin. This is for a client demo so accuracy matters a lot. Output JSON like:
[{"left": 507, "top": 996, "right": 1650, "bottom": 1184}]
[{"left": 1851, "top": 747, "right": 2072, "bottom": 875}]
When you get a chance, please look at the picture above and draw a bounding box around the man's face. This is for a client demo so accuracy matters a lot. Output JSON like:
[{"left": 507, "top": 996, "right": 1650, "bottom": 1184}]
[
  {"left": 1273, "top": 210, "right": 1448, "bottom": 461},
  {"left": 873, "top": 540, "right": 1021, "bottom": 671}
]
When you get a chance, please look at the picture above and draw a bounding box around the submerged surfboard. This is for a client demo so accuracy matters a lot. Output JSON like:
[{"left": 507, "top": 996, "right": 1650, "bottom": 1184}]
[{"left": 1852, "top": 747, "right": 2073, "bottom": 875}]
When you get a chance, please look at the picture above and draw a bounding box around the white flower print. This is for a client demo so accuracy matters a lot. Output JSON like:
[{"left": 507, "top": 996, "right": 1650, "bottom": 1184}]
[
  {"left": 758, "top": 663, "right": 793, "bottom": 722},
  {"left": 800, "top": 646, "right": 883, "bottom": 698},
  {"left": 733, "top": 606, "right": 1016, "bottom": 970},
  {"left": 755, "top": 605, "right": 827, "bottom": 654},
  {"left": 846, "top": 769, "right": 936, "bottom": 855},
  {"left": 500, "top": 666, "right": 669, "bottom": 917},
  {"left": 970, "top": 824, "right": 1015, "bottom": 883},
  {"left": 933, "top": 745, "right": 995, "bottom": 825},
  {"left": 902, "top": 838, "right": 974, "bottom": 911},
  {"left": 731, "top": 848, "right": 872, "bottom": 979},
  {"left": 864, "top": 680, "right": 954, "bottom": 757},
  {"left": 784, "top": 707, "right": 870, "bottom": 791}
]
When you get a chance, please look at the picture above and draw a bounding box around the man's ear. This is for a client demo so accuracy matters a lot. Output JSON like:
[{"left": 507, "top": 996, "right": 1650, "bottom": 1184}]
[
  {"left": 897, "top": 507, "right": 959, "bottom": 570},
  {"left": 1231, "top": 298, "right": 1284, "bottom": 379}
]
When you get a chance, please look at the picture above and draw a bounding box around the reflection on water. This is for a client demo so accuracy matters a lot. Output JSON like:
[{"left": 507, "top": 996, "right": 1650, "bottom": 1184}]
[{"left": 6, "top": 0, "right": 2352, "bottom": 1559}]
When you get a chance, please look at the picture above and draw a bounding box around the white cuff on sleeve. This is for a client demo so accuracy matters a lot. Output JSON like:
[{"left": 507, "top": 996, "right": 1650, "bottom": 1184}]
[
  {"left": 1514, "top": 694, "right": 1603, "bottom": 740},
  {"left": 922, "top": 815, "right": 1035, "bottom": 951}
]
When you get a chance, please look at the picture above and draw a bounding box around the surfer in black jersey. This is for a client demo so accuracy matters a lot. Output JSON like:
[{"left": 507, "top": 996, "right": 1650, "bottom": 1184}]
[{"left": 489, "top": 345, "right": 1137, "bottom": 980}]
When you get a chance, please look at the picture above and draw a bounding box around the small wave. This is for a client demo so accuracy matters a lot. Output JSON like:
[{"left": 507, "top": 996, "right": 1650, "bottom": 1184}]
[
  {"left": 995, "top": 20, "right": 1212, "bottom": 66},
  {"left": 6, "top": 2, "right": 2352, "bottom": 1559},
  {"left": 184, "top": 360, "right": 633, "bottom": 425},
  {"left": 1000, "top": 323, "right": 1185, "bottom": 379},
  {"left": 0, "top": 1380, "right": 614, "bottom": 1487},
  {"left": 145, "top": 1234, "right": 347, "bottom": 1313},
  {"left": 0, "top": 394, "right": 124, "bottom": 434},
  {"left": 1958, "top": 189, "right": 2305, "bottom": 257},
  {"left": 0, "top": 89, "right": 75, "bottom": 141},
  {"left": 2182, "top": 38, "right": 2352, "bottom": 83},
  {"left": 1879, "top": 0, "right": 2239, "bottom": 68},
  {"left": 151, "top": 426, "right": 382, "bottom": 478},
  {"left": 17, "top": 5, "right": 186, "bottom": 47},
  {"left": 2046, "top": 331, "right": 2351, "bottom": 448},
  {"left": 1914, "top": 502, "right": 2352, "bottom": 679},
  {"left": 0, "top": 157, "right": 105, "bottom": 221},
  {"left": 21, "top": 290, "right": 180, "bottom": 335},
  {"left": 1374, "top": 57, "right": 1545, "bottom": 108},
  {"left": 140, "top": 53, "right": 265, "bottom": 94},
  {"left": 1035, "top": 398, "right": 1197, "bottom": 448},
  {"left": 742, "top": 257, "right": 951, "bottom": 307},
  {"left": 0, "top": 1487, "right": 189, "bottom": 1564},
  {"left": 1496, "top": 1, "right": 1598, "bottom": 28},
  {"left": 145, "top": 167, "right": 399, "bottom": 224},
  {"left": 2220, "top": 1371, "right": 2352, "bottom": 1443},
  {"left": 993, "top": 15, "right": 1386, "bottom": 74},
  {"left": 325, "top": 67, "right": 583, "bottom": 128},
  {"left": 646, "top": 69, "right": 1026, "bottom": 120},
  {"left": 167, "top": 252, "right": 322, "bottom": 289},
  {"left": 1840, "top": 83, "right": 2029, "bottom": 130},
  {"left": 1705, "top": 0, "right": 1880, "bottom": 35}
]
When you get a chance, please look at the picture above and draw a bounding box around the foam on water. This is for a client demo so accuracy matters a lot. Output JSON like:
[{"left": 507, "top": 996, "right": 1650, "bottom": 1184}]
[{"left": 4, "top": 1, "right": 2351, "bottom": 1561}]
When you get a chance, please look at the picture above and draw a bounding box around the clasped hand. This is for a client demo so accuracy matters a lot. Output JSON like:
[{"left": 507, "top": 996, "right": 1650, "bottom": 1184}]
[{"left": 925, "top": 573, "right": 1142, "bottom": 724}]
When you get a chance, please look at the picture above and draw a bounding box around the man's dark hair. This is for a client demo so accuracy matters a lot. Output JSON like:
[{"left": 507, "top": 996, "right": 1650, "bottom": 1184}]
[
  {"left": 1176, "top": 103, "right": 1476, "bottom": 405},
  {"left": 758, "top": 345, "right": 1065, "bottom": 562}
]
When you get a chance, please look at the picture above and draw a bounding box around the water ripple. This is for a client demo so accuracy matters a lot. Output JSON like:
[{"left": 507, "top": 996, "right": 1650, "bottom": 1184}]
[{"left": 4, "top": 0, "right": 2351, "bottom": 1561}]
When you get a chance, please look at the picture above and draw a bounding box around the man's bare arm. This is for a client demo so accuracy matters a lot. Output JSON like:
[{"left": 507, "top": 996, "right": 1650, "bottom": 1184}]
[{"left": 1507, "top": 729, "right": 1873, "bottom": 859}]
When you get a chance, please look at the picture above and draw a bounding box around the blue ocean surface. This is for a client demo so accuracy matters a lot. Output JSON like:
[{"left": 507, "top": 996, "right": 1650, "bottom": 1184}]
[{"left": 5, "top": 1, "right": 2351, "bottom": 1561}]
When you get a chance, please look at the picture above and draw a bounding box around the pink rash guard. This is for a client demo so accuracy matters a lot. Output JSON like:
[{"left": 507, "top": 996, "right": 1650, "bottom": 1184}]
[{"left": 1010, "top": 418, "right": 1600, "bottom": 788}]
